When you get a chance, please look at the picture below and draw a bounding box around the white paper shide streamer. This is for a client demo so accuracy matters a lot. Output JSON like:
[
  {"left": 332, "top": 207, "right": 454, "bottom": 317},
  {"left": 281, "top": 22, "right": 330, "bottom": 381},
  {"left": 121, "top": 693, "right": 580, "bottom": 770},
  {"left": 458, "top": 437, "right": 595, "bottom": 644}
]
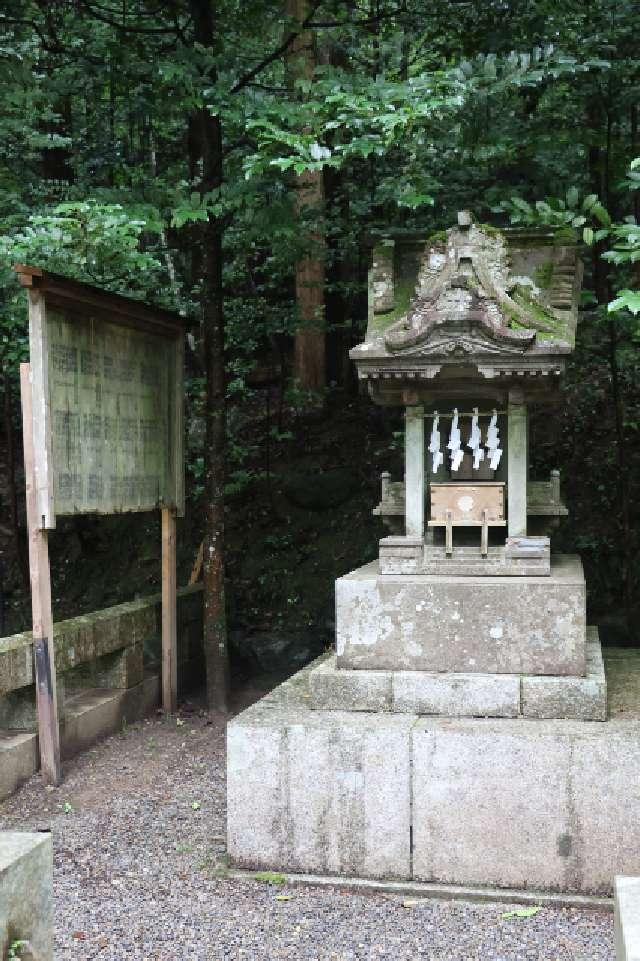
[
  {"left": 448, "top": 408, "right": 464, "bottom": 471},
  {"left": 429, "top": 412, "right": 444, "bottom": 473},
  {"left": 467, "top": 406, "right": 485, "bottom": 470},
  {"left": 486, "top": 408, "right": 502, "bottom": 470}
]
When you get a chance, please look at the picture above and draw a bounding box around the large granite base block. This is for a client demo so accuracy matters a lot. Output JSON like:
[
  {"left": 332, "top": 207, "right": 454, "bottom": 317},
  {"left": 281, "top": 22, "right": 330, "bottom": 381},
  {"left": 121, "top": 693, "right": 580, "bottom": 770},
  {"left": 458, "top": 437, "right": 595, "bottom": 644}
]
[
  {"left": 336, "top": 555, "right": 586, "bottom": 675},
  {"left": 227, "top": 654, "right": 638, "bottom": 895},
  {"left": 0, "top": 832, "right": 53, "bottom": 961},
  {"left": 310, "top": 631, "right": 606, "bottom": 721},
  {"left": 227, "top": 681, "right": 412, "bottom": 880}
]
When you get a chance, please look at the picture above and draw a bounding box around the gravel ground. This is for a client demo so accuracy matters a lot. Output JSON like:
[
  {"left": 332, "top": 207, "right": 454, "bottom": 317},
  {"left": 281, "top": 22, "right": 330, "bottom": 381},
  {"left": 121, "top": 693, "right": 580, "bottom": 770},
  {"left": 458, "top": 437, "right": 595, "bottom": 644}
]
[{"left": 0, "top": 697, "right": 615, "bottom": 961}]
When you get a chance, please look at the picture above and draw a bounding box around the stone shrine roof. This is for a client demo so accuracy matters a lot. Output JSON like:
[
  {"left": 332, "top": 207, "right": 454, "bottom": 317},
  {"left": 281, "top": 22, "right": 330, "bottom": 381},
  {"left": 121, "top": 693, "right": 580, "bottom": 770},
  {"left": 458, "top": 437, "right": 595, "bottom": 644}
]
[{"left": 350, "top": 214, "right": 583, "bottom": 395}]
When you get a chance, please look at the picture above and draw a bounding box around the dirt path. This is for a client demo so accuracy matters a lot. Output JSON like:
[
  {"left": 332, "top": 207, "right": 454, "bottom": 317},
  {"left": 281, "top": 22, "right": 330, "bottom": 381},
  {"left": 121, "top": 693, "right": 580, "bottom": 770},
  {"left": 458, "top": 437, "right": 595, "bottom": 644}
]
[{"left": 0, "top": 701, "right": 614, "bottom": 960}]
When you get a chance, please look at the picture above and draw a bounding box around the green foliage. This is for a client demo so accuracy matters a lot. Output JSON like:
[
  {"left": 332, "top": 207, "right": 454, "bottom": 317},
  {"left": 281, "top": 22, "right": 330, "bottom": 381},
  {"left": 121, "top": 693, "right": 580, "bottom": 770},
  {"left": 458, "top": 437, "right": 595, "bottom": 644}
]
[
  {"left": 0, "top": 200, "right": 162, "bottom": 290},
  {"left": 494, "top": 188, "right": 610, "bottom": 235},
  {"left": 7, "top": 941, "right": 29, "bottom": 960},
  {"left": 501, "top": 907, "right": 542, "bottom": 920},
  {"left": 0, "top": 0, "right": 639, "bottom": 631},
  {"left": 254, "top": 871, "right": 287, "bottom": 885}
]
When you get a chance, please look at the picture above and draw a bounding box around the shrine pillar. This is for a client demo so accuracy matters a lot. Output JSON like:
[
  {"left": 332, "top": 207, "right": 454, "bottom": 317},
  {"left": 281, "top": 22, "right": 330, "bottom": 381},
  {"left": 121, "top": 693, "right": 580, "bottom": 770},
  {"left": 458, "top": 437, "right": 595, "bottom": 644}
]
[
  {"left": 405, "top": 405, "right": 424, "bottom": 538},
  {"left": 507, "top": 391, "right": 528, "bottom": 537}
]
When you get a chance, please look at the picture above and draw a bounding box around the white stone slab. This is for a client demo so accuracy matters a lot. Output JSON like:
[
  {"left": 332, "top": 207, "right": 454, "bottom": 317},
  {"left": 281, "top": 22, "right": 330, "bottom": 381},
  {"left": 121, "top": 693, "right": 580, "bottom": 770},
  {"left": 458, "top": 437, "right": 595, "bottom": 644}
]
[
  {"left": 0, "top": 832, "right": 53, "bottom": 961},
  {"left": 308, "top": 655, "right": 519, "bottom": 717},
  {"left": 227, "top": 702, "right": 412, "bottom": 880},
  {"left": 393, "top": 670, "right": 520, "bottom": 717},
  {"left": 336, "top": 556, "right": 586, "bottom": 675},
  {"left": 572, "top": 728, "right": 640, "bottom": 894},
  {"left": 309, "top": 655, "right": 392, "bottom": 712},
  {"left": 615, "top": 877, "right": 640, "bottom": 961}
]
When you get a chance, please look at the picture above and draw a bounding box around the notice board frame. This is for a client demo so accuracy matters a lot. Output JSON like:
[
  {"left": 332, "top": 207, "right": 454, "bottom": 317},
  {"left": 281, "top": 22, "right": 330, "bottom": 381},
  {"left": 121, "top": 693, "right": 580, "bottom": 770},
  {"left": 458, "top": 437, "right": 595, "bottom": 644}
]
[{"left": 15, "top": 265, "right": 187, "bottom": 784}]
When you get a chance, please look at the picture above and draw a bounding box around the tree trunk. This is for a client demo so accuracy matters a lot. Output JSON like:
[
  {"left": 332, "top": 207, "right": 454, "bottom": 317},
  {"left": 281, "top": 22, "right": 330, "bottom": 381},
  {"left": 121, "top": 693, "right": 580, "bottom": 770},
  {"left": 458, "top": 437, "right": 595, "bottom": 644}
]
[
  {"left": 189, "top": 0, "right": 230, "bottom": 711},
  {"left": 286, "top": 0, "right": 326, "bottom": 390},
  {"left": 3, "top": 375, "right": 29, "bottom": 592}
]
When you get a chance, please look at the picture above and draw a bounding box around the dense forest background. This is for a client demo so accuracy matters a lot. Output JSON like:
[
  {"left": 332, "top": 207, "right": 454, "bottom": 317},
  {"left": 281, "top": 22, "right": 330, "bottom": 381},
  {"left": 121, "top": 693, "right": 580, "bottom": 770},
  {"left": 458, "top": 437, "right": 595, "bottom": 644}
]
[{"left": 0, "top": 1, "right": 638, "bottom": 703}]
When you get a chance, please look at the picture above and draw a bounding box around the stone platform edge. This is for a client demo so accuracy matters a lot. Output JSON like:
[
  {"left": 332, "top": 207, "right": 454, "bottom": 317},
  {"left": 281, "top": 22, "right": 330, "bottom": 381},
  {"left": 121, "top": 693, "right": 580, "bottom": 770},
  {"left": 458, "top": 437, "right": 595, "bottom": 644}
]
[
  {"left": 0, "top": 832, "right": 53, "bottom": 961},
  {"left": 615, "top": 876, "right": 640, "bottom": 961},
  {"left": 310, "top": 628, "right": 606, "bottom": 721},
  {"left": 229, "top": 869, "right": 613, "bottom": 912}
]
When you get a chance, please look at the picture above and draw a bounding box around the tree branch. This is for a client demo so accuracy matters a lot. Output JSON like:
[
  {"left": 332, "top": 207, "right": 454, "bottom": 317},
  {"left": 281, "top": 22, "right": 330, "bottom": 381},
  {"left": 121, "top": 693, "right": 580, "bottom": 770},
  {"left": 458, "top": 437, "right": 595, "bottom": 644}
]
[
  {"left": 230, "top": 0, "right": 325, "bottom": 95},
  {"left": 308, "top": 6, "right": 407, "bottom": 28},
  {"left": 81, "top": 1, "right": 189, "bottom": 35}
]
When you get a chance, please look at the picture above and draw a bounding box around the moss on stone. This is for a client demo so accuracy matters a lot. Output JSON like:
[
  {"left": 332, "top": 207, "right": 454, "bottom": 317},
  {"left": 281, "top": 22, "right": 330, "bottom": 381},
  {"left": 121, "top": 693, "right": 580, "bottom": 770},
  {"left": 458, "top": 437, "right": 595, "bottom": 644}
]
[
  {"left": 510, "top": 287, "right": 568, "bottom": 339},
  {"left": 534, "top": 262, "right": 554, "bottom": 289},
  {"left": 553, "top": 226, "right": 578, "bottom": 245},
  {"left": 477, "top": 222, "right": 505, "bottom": 239},
  {"left": 369, "top": 275, "right": 417, "bottom": 334},
  {"left": 425, "top": 230, "right": 447, "bottom": 246}
]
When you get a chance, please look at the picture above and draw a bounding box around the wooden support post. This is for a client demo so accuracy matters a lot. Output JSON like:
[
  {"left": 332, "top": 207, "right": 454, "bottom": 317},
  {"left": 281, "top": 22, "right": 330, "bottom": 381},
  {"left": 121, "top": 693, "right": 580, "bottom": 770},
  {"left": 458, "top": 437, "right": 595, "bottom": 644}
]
[
  {"left": 405, "top": 405, "right": 425, "bottom": 539},
  {"left": 161, "top": 506, "right": 178, "bottom": 713},
  {"left": 20, "top": 363, "right": 61, "bottom": 786},
  {"left": 507, "top": 391, "right": 528, "bottom": 537},
  {"left": 445, "top": 509, "right": 453, "bottom": 556},
  {"left": 481, "top": 509, "right": 489, "bottom": 557}
]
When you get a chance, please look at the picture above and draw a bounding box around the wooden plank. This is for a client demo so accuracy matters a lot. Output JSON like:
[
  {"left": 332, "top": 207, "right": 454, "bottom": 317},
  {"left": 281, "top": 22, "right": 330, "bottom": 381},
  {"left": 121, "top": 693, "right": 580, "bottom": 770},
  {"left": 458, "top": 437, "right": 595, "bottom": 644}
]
[
  {"left": 14, "top": 264, "right": 188, "bottom": 334},
  {"left": 428, "top": 520, "right": 506, "bottom": 527},
  {"left": 173, "top": 331, "right": 185, "bottom": 517},
  {"left": 430, "top": 483, "right": 504, "bottom": 524},
  {"left": 161, "top": 507, "right": 178, "bottom": 713},
  {"left": 188, "top": 541, "right": 204, "bottom": 586},
  {"left": 27, "top": 290, "right": 55, "bottom": 529},
  {"left": 20, "top": 363, "right": 62, "bottom": 786}
]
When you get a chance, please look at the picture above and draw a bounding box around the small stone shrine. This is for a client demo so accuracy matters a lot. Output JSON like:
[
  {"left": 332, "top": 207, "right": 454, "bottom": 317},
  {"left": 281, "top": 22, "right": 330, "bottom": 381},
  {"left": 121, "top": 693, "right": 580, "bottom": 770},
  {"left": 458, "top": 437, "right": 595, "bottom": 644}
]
[
  {"left": 227, "top": 215, "right": 640, "bottom": 895},
  {"left": 334, "top": 211, "right": 603, "bottom": 703}
]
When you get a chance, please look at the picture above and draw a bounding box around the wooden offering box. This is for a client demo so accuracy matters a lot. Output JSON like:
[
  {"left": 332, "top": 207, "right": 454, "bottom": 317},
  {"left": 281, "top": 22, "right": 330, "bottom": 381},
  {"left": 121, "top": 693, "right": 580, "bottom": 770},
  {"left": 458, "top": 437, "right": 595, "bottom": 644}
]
[{"left": 429, "top": 482, "right": 506, "bottom": 555}]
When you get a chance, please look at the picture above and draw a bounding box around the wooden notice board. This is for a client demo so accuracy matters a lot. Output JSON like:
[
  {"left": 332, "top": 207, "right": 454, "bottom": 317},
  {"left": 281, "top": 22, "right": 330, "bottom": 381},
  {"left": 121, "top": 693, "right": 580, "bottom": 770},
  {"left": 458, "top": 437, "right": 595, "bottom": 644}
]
[
  {"left": 16, "top": 266, "right": 184, "bottom": 528},
  {"left": 15, "top": 265, "right": 187, "bottom": 782}
]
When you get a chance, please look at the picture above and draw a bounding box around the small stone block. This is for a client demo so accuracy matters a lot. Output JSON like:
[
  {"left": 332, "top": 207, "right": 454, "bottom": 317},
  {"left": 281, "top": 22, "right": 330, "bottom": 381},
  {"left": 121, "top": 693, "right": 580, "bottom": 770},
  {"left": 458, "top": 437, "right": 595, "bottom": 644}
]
[
  {"left": 0, "top": 731, "right": 38, "bottom": 801},
  {"left": 393, "top": 671, "right": 520, "bottom": 717},
  {"left": 0, "top": 832, "right": 53, "bottom": 961},
  {"left": 521, "top": 630, "right": 606, "bottom": 721},
  {"left": 379, "top": 536, "right": 423, "bottom": 575},
  {"left": 615, "top": 876, "right": 640, "bottom": 961},
  {"left": 309, "top": 656, "right": 391, "bottom": 712},
  {"left": 505, "top": 536, "right": 550, "bottom": 559}
]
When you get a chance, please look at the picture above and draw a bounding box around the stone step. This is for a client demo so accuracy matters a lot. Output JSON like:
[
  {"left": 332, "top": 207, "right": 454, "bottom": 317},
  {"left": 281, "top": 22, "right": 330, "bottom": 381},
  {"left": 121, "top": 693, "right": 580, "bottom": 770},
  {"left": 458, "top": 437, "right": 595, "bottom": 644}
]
[
  {"left": 0, "top": 674, "right": 160, "bottom": 801},
  {"left": 310, "top": 630, "right": 606, "bottom": 722}
]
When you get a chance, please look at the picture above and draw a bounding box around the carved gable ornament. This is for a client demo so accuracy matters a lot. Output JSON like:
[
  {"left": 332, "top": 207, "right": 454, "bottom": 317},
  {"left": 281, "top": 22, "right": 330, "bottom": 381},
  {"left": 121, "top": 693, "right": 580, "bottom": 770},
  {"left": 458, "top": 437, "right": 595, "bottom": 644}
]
[{"left": 350, "top": 212, "right": 582, "bottom": 392}]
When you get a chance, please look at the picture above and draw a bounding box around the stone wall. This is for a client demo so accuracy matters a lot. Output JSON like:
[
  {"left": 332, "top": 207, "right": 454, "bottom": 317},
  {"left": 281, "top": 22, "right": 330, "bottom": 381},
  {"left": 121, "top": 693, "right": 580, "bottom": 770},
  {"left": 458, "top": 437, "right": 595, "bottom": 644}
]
[{"left": 0, "top": 584, "right": 203, "bottom": 798}]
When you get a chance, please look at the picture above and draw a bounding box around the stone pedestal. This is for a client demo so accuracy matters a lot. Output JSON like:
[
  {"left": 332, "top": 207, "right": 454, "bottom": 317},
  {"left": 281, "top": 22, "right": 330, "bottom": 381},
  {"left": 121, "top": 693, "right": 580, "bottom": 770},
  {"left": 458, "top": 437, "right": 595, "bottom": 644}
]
[
  {"left": 309, "top": 629, "right": 605, "bottom": 721},
  {"left": 336, "top": 556, "right": 586, "bottom": 675},
  {"left": 227, "top": 652, "right": 639, "bottom": 896}
]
